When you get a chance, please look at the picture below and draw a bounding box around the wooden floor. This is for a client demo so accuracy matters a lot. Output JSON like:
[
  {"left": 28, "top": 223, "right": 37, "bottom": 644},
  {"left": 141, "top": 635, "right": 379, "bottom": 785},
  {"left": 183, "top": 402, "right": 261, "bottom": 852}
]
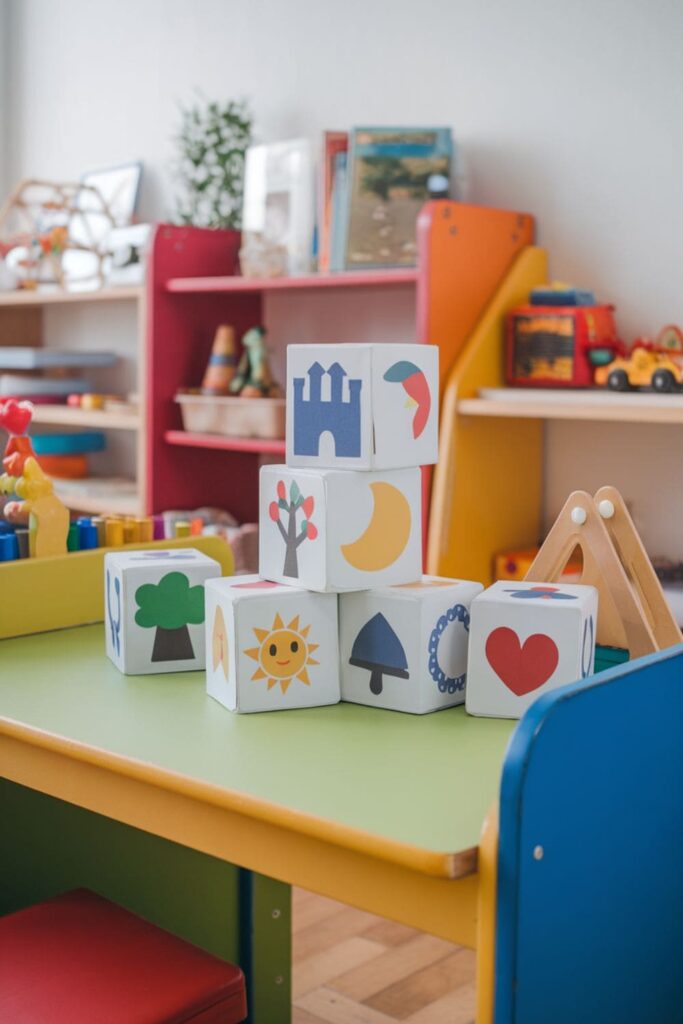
[{"left": 292, "top": 889, "right": 476, "bottom": 1024}]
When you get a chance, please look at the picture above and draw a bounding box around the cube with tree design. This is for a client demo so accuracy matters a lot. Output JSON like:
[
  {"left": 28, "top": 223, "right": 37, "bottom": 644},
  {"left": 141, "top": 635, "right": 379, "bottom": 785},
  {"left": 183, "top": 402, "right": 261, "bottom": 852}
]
[
  {"left": 104, "top": 548, "right": 221, "bottom": 675},
  {"left": 259, "top": 464, "right": 422, "bottom": 592}
]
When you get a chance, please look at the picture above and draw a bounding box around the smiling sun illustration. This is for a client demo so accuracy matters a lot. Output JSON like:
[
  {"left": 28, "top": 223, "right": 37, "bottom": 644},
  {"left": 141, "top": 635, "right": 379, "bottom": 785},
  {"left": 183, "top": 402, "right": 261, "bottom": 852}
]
[{"left": 244, "top": 613, "right": 319, "bottom": 693}]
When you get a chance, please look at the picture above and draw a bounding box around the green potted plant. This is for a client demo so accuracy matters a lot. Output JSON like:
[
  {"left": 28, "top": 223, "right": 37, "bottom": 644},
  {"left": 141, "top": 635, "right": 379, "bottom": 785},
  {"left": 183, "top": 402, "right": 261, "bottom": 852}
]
[{"left": 174, "top": 98, "right": 252, "bottom": 230}]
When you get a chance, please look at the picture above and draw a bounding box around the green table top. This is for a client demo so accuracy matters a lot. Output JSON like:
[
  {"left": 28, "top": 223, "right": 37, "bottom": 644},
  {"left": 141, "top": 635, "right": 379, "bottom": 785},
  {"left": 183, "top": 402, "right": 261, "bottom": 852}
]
[{"left": 0, "top": 625, "right": 515, "bottom": 858}]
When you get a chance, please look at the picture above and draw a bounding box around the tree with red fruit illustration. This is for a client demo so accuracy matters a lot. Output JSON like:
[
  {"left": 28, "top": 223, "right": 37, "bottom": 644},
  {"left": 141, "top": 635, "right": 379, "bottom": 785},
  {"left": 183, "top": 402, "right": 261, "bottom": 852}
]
[{"left": 269, "top": 479, "right": 318, "bottom": 578}]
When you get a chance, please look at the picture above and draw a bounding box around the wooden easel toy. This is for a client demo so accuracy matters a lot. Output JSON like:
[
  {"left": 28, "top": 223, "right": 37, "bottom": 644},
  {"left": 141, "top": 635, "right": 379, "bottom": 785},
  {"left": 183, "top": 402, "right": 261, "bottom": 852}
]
[
  {"left": 0, "top": 399, "right": 68, "bottom": 558},
  {"left": 524, "top": 485, "right": 681, "bottom": 659}
]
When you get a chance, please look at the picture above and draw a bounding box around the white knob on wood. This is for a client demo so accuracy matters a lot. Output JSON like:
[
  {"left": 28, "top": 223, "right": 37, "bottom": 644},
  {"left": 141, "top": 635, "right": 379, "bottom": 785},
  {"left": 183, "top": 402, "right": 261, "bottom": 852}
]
[
  {"left": 571, "top": 506, "right": 587, "bottom": 525},
  {"left": 598, "top": 499, "right": 615, "bottom": 519}
]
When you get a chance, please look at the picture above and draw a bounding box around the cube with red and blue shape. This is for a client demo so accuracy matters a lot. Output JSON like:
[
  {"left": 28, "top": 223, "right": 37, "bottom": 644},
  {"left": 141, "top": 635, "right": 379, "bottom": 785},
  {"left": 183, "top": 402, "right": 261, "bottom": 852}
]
[
  {"left": 286, "top": 343, "right": 438, "bottom": 470},
  {"left": 466, "top": 580, "right": 598, "bottom": 719}
]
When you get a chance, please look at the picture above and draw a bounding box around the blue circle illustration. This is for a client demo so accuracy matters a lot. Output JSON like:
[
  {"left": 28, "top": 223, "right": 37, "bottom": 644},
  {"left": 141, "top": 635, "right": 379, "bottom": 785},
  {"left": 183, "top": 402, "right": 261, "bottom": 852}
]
[{"left": 428, "top": 603, "right": 469, "bottom": 694}]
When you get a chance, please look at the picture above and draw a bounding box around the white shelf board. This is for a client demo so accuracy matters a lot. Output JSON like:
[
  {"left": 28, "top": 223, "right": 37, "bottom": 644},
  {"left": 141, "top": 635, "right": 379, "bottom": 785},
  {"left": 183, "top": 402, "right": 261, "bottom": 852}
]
[{"left": 459, "top": 388, "right": 683, "bottom": 424}]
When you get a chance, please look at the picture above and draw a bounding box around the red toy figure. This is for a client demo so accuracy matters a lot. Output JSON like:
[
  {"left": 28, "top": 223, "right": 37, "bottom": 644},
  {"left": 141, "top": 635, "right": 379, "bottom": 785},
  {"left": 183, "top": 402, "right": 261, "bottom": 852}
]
[{"left": 0, "top": 398, "right": 37, "bottom": 475}]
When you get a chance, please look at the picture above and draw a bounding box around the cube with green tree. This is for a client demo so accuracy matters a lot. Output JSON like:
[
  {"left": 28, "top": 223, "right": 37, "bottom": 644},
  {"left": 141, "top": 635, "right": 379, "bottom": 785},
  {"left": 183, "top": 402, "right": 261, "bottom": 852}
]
[{"left": 104, "top": 548, "right": 221, "bottom": 675}]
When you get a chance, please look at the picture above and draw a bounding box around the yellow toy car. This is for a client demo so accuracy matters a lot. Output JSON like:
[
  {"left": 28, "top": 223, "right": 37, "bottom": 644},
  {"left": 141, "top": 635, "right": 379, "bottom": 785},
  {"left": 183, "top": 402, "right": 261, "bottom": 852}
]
[{"left": 595, "top": 325, "right": 683, "bottom": 392}]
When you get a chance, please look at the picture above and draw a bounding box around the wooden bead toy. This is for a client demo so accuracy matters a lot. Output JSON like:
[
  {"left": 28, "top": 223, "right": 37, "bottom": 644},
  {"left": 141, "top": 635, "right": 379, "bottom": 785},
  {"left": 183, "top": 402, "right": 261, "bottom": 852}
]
[
  {"left": 259, "top": 464, "right": 422, "bottom": 592},
  {"left": 340, "top": 575, "right": 483, "bottom": 714},
  {"left": 465, "top": 580, "right": 598, "bottom": 719},
  {"left": 205, "top": 574, "right": 339, "bottom": 713},
  {"left": 104, "top": 548, "right": 221, "bottom": 675},
  {"left": 286, "top": 343, "right": 438, "bottom": 470}
]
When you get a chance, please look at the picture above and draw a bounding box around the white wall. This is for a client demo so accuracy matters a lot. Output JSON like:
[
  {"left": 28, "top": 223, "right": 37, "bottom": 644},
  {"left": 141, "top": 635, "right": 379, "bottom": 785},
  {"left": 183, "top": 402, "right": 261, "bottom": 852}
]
[
  {"left": 5, "top": 0, "right": 683, "bottom": 549},
  {"left": 7, "top": 0, "right": 683, "bottom": 338},
  {"left": 0, "top": 0, "right": 11, "bottom": 196}
]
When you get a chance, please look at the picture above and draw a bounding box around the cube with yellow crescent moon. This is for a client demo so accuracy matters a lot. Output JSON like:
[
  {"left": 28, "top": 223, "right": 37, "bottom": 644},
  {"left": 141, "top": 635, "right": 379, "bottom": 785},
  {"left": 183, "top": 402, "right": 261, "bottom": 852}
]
[
  {"left": 259, "top": 464, "right": 422, "bottom": 593},
  {"left": 204, "top": 575, "right": 340, "bottom": 713}
]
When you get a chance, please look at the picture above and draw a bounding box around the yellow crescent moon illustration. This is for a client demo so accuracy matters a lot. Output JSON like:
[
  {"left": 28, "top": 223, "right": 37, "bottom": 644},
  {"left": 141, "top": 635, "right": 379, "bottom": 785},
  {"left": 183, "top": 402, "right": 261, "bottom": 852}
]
[
  {"left": 341, "top": 482, "right": 411, "bottom": 571},
  {"left": 212, "top": 605, "right": 229, "bottom": 678}
]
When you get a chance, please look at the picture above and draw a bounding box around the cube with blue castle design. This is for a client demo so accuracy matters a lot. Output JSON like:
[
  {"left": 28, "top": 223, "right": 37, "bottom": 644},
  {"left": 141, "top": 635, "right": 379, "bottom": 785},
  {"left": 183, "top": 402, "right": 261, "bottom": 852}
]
[{"left": 286, "top": 343, "right": 439, "bottom": 470}]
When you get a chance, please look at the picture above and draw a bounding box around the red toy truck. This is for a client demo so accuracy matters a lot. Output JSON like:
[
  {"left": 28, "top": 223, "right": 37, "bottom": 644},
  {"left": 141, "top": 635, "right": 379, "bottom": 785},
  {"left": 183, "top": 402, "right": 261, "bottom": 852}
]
[{"left": 506, "top": 303, "right": 623, "bottom": 388}]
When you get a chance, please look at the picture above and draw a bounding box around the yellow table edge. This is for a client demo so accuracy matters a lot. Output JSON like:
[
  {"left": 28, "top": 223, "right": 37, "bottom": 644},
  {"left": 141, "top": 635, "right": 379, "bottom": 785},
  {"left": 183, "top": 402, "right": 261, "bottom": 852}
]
[{"left": 0, "top": 714, "right": 475, "bottom": 880}]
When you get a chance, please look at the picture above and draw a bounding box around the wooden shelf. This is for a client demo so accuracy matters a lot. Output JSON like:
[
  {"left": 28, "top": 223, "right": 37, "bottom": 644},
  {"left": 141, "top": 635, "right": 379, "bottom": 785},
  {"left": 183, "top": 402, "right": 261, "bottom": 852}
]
[
  {"left": 459, "top": 388, "right": 683, "bottom": 425},
  {"left": 53, "top": 477, "right": 140, "bottom": 516},
  {"left": 31, "top": 405, "right": 140, "bottom": 430},
  {"left": 166, "top": 269, "right": 418, "bottom": 294},
  {"left": 0, "top": 286, "right": 142, "bottom": 307},
  {"left": 165, "top": 429, "right": 285, "bottom": 455}
]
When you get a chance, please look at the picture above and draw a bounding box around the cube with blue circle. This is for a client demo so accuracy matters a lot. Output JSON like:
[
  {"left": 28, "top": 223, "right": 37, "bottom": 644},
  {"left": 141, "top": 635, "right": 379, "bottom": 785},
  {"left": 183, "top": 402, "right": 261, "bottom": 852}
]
[{"left": 339, "top": 576, "right": 483, "bottom": 713}]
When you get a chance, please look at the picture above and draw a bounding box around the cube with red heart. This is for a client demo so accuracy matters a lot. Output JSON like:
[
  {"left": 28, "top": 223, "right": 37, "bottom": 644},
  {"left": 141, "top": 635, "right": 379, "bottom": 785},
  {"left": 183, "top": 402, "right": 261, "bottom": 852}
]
[{"left": 465, "top": 580, "right": 598, "bottom": 719}]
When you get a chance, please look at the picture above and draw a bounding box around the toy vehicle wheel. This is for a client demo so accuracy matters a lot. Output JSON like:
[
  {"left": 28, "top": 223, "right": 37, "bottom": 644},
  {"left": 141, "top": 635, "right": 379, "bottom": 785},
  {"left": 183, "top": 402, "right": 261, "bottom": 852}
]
[
  {"left": 651, "top": 369, "right": 677, "bottom": 393},
  {"left": 607, "top": 369, "right": 630, "bottom": 391}
]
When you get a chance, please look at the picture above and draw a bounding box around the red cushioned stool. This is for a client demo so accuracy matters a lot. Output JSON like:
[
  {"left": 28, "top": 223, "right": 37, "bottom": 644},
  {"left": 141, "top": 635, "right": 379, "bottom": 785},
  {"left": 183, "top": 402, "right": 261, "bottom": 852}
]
[{"left": 0, "top": 889, "right": 247, "bottom": 1023}]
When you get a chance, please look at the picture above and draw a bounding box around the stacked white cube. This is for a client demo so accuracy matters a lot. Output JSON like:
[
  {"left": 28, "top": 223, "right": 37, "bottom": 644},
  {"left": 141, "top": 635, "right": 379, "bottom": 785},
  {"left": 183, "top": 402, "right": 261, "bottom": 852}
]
[
  {"left": 206, "top": 343, "right": 444, "bottom": 713},
  {"left": 252, "top": 341, "right": 481, "bottom": 716}
]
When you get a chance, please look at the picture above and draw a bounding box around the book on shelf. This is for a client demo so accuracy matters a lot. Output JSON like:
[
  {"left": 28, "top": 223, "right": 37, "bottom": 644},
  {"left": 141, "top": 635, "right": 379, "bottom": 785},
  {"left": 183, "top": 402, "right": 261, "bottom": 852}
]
[
  {"left": 342, "top": 126, "right": 452, "bottom": 269},
  {"left": 241, "top": 139, "right": 315, "bottom": 277},
  {"left": 318, "top": 131, "right": 348, "bottom": 273},
  {"left": 241, "top": 126, "right": 452, "bottom": 277},
  {"left": 329, "top": 149, "right": 349, "bottom": 273}
]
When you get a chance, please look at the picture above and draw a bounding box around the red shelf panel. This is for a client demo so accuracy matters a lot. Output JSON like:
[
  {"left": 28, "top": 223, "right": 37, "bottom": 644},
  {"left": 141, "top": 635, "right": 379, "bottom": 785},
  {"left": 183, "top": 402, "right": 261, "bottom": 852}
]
[
  {"left": 166, "top": 269, "right": 419, "bottom": 294},
  {"left": 165, "top": 430, "right": 286, "bottom": 456}
]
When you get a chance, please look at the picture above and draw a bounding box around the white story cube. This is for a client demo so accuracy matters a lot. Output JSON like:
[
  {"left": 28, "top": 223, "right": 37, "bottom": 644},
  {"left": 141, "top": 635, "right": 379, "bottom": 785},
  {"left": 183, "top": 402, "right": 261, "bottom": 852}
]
[
  {"left": 466, "top": 580, "right": 598, "bottom": 719},
  {"left": 204, "top": 575, "right": 340, "bottom": 713},
  {"left": 259, "top": 464, "right": 422, "bottom": 593},
  {"left": 339, "top": 576, "right": 483, "bottom": 714},
  {"left": 286, "top": 343, "right": 439, "bottom": 470},
  {"left": 104, "top": 548, "right": 221, "bottom": 675}
]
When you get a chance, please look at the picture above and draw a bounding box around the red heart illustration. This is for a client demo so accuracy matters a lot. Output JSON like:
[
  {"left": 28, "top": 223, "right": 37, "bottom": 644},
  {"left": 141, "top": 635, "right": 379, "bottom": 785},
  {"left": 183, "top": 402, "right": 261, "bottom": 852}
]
[
  {"left": 0, "top": 399, "right": 33, "bottom": 436},
  {"left": 485, "top": 627, "right": 558, "bottom": 696}
]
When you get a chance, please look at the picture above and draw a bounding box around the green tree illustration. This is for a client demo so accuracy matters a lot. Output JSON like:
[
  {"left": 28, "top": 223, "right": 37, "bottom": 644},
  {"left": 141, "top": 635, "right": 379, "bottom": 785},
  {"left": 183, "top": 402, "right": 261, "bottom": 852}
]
[{"left": 135, "top": 572, "right": 205, "bottom": 663}]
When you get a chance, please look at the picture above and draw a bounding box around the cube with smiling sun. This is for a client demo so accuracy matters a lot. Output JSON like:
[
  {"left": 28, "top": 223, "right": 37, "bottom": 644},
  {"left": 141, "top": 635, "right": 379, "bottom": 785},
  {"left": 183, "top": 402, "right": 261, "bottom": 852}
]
[{"left": 205, "top": 575, "right": 340, "bottom": 713}]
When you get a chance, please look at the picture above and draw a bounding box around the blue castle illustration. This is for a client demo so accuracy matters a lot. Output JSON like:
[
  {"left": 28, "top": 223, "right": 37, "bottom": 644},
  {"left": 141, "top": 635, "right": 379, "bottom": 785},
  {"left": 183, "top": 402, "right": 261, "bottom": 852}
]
[{"left": 293, "top": 361, "right": 362, "bottom": 457}]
